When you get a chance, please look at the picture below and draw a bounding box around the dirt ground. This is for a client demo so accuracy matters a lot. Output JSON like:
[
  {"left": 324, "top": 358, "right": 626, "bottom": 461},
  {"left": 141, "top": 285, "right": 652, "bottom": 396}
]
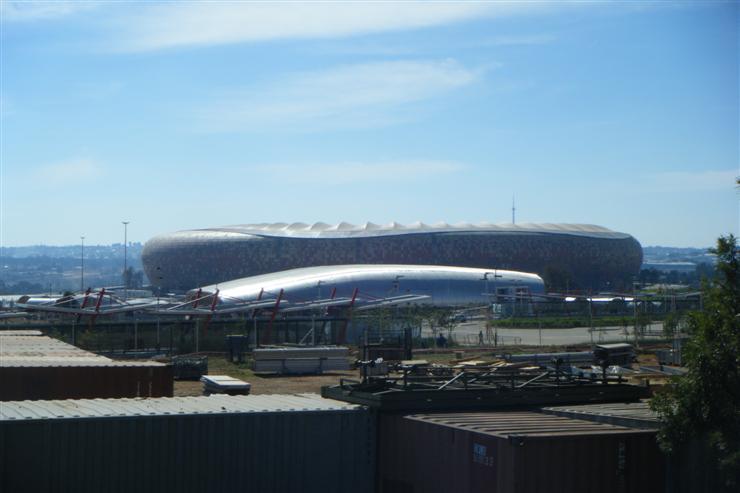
[
  {"left": 173, "top": 354, "right": 360, "bottom": 396},
  {"left": 172, "top": 345, "right": 670, "bottom": 397}
]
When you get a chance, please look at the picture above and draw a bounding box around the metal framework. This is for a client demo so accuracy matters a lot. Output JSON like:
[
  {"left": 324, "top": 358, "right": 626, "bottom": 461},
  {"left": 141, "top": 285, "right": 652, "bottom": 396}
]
[{"left": 323, "top": 362, "right": 647, "bottom": 411}]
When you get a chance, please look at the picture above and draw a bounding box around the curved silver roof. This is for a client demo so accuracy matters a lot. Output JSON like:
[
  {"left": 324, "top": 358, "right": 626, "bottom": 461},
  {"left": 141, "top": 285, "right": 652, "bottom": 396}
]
[
  {"left": 180, "top": 222, "right": 632, "bottom": 240},
  {"left": 208, "top": 264, "right": 543, "bottom": 292},
  {"left": 197, "top": 264, "right": 544, "bottom": 308}
]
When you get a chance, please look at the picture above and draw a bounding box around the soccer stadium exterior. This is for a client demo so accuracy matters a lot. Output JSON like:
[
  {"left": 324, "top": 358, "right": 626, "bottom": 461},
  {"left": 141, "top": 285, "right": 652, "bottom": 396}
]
[{"left": 142, "top": 222, "right": 642, "bottom": 292}]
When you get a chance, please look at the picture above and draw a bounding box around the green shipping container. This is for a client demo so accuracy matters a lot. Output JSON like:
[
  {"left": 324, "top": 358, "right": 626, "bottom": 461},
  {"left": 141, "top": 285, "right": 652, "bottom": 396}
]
[{"left": 0, "top": 393, "right": 375, "bottom": 493}]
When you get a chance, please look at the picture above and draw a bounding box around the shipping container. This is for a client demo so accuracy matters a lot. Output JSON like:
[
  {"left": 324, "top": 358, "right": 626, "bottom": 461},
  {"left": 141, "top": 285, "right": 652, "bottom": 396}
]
[
  {"left": 541, "top": 401, "right": 659, "bottom": 430},
  {"left": 0, "top": 335, "right": 172, "bottom": 400},
  {"left": 0, "top": 329, "right": 42, "bottom": 336},
  {"left": 379, "top": 411, "right": 664, "bottom": 493},
  {"left": 541, "top": 403, "right": 738, "bottom": 491},
  {"left": 0, "top": 393, "right": 375, "bottom": 493},
  {"left": 664, "top": 434, "right": 737, "bottom": 493}
]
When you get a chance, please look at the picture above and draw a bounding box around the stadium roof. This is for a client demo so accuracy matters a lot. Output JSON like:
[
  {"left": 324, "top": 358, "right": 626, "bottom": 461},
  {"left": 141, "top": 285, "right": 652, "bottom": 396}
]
[
  {"left": 203, "top": 264, "right": 543, "bottom": 292},
  {"left": 176, "top": 222, "right": 632, "bottom": 240}
]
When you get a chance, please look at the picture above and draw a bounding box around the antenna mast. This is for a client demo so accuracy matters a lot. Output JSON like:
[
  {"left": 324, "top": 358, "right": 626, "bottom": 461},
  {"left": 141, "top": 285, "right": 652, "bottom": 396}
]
[{"left": 512, "top": 195, "right": 516, "bottom": 225}]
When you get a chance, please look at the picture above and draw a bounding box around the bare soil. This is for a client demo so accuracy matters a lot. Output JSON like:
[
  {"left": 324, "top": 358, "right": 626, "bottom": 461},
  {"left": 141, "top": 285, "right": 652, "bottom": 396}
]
[
  {"left": 172, "top": 345, "right": 669, "bottom": 396},
  {"left": 173, "top": 355, "right": 359, "bottom": 396}
]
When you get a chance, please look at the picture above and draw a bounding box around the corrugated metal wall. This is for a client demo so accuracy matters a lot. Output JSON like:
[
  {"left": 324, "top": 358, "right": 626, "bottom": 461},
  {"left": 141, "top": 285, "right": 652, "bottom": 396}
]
[
  {"left": 378, "top": 412, "right": 665, "bottom": 493},
  {"left": 0, "top": 334, "right": 173, "bottom": 400},
  {"left": 0, "top": 365, "right": 173, "bottom": 400},
  {"left": 665, "top": 435, "right": 738, "bottom": 493},
  {"left": 502, "top": 433, "right": 664, "bottom": 493},
  {"left": 1, "top": 409, "right": 374, "bottom": 493}
]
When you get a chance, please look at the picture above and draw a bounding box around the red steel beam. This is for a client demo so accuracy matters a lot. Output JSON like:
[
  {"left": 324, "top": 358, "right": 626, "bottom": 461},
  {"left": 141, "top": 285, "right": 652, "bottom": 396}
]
[
  {"left": 203, "top": 289, "right": 220, "bottom": 334},
  {"left": 263, "top": 288, "right": 284, "bottom": 345},
  {"left": 76, "top": 287, "right": 92, "bottom": 323},
  {"left": 89, "top": 288, "right": 106, "bottom": 328},
  {"left": 191, "top": 288, "right": 202, "bottom": 308},
  {"left": 338, "top": 287, "right": 359, "bottom": 344}
]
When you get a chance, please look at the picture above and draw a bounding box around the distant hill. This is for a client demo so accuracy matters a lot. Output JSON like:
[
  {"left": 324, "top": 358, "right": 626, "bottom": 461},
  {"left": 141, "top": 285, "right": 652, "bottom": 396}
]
[
  {"left": 0, "top": 243, "right": 716, "bottom": 295},
  {"left": 1, "top": 243, "right": 143, "bottom": 260},
  {"left": 0, "top": 244, "right": 145, "bottom": 294},
  {"left": 642, "top": 245, "right": 715, "bottom": 265}
]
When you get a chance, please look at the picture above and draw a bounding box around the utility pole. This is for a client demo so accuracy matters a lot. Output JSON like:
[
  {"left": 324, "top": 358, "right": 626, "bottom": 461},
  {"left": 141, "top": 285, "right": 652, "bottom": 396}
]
[
  {"left": 484, "top": 271, "right": 503, "bottom": 346},
  {"left": 80, "top": 236, "right": 85, "bottom": 292},
  {"left": 633, "top": 280, "right": 640, "bottom": 348},
  {"left": 588, "top": 290, "right": 594, "bottom": 345},
  {"left": 122, "top": 221, "right": 129, "bottom": 300},
  {"left": 483, "top": 273, "right": 492, "bottom": 346},
  {"left": 531, "top": 292, "right": 542, "bottom": 347}
]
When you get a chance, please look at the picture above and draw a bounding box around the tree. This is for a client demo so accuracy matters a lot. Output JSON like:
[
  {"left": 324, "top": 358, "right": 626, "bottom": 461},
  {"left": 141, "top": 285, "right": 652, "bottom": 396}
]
[
  {"left": 650, "top": 235, "right": 739, "bottom": 490},
  {"left": 662, "top": 312, "right": 681, "bottom": 339},
  {"left": 542, "top": 265, "right": 573, "bottom": 291},
  {"left": 122, "top": 267, "right": 145, "bottom": 289}
]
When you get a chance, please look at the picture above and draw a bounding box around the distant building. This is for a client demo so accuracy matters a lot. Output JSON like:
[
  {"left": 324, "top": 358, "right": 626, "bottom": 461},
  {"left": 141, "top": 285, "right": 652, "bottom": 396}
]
[
  {"left": 142, "top": 222, "right": 642, "bottom": 292},
  {"left": 641, "top": 261, "right": 697, "bottom": 273}
]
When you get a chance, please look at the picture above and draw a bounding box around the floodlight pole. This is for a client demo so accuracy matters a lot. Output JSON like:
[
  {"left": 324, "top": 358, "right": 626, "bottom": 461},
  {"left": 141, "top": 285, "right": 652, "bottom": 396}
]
[
  {"left": 588, "top": 290, "right": 594, "bottom": 345},
  {"left": 122, "top": 221, "right": 129, "bottom": 300},
  {"left": 80, "top": 236, "right": 85, "bottom": 292},
  {"left": 484, "top": 271, "right": 503, "bottom": 346}
]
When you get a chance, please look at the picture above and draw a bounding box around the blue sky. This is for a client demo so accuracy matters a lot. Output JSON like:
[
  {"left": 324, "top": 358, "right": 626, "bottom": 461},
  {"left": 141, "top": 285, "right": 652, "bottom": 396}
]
[{"left": 0, "top": 1, "right": 737, "bottom": 248}]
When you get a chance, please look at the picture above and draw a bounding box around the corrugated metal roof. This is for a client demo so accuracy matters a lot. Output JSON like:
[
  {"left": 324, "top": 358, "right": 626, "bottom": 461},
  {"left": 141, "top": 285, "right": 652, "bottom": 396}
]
[
  {"left": 170, "top": 221, "right": 633, "bottom": 240},
  {"left": 1, "top": 360, "right": 167, "bottom": 367},
  {"left": 0, "top": 335, "right": 165, "bottom": 368},
  {"left": 0, "top": 393, "right": 362, "bottom": 421},
  {"left": 0, "top": 330, "right": 42, "bottom": 336},
  {"left": 541, "top": 401, "right": 659, "bottom": 429},
  {"left": 406, "top": 411, "right": 653, "bottom": 438}
]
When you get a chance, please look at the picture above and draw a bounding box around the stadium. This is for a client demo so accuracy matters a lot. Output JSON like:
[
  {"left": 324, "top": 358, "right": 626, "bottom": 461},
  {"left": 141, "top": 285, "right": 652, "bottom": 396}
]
[
  {"left": 142, "top": 222, "right": 643, "bottom": 292},
  {"left": 194, "top": 264, "right": 545, "bottom": 309}
]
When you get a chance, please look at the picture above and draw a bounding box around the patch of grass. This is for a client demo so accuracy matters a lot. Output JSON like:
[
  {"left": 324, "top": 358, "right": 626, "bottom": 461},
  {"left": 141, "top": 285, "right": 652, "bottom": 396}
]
[
  {"left": 206, "top": 355, "right": 256, "bottom": 380},
  {"left": 494, "top": 315, "right": 659, "bottom": 329}
]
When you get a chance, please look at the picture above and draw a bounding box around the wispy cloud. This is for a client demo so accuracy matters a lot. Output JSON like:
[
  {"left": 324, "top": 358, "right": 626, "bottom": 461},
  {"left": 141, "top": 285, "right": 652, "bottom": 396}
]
[
  {"left": 650, "top": 169, "right": 738, "bottom": 192},
  {"left": 198, "top": 59, "right": 483, "bottom": 132},
  {"left": 252, "top": 161, "right": 465, "bottom": 186},
  {"left": 0, "top": 1, "right": 98, "bottom": 22},
  {"left": 112, "top": 2, "right": 546, "bottom": 52},
  {"left": 31, "top": 158, "right": 103, "bottom": 186}
]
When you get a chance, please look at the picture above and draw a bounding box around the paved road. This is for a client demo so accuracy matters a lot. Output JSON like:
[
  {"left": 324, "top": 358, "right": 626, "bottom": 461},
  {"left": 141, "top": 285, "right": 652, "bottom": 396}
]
[{"left": 425, "top": 320, "right": 664, "bottom": 346}]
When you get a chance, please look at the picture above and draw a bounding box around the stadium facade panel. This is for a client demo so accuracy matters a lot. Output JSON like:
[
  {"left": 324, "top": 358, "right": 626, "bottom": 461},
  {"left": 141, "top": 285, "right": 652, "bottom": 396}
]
[{"left": 142, "top": 222, "right": 642, "bottom": 292}]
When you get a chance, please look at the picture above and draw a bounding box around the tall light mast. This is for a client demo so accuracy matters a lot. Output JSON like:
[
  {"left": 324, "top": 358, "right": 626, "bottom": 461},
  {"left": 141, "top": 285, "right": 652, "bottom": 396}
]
[
  {"left": 80, "top": 236, "right": 85, "bottom": 292},
  {"left": 122, "top": 221, "right": 129, "bottom": 300}
]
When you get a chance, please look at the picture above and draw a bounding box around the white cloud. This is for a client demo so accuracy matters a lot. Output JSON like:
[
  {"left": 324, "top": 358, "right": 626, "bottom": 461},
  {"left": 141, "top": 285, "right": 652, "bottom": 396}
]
[
  {"left": 113, "top": 2, "right": 545, "bottom": 52},
  {"left": 0, "top": 1, "right": 98, "bottom": 22},
  {"left": 651, "top": 169, "right": 738, "bottom": 192},
  {"left": 199, "top": 59, "right": 482, "bottom": 131},
  {"left": 31, "top": 158, "right": 102, "bottom": 185},
  {"left": 253, "top": 161, "right": 464, "bottom": 185}
]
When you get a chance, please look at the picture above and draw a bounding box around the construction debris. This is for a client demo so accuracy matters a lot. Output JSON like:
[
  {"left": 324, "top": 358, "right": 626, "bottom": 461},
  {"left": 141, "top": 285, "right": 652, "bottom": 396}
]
[
  {"left": 253, "top": 346, "right": 350, "bottom": 374},
  {"left": 201, "top": 375, "right": 251, "bottom": 395}
]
